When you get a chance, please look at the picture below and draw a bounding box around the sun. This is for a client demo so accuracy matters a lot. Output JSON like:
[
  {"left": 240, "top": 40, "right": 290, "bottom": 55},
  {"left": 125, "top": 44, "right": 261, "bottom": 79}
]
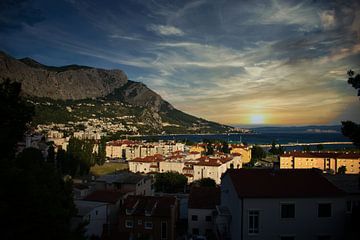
[{"left": 250, "top": 114, "right": 265, "bottom": 124}]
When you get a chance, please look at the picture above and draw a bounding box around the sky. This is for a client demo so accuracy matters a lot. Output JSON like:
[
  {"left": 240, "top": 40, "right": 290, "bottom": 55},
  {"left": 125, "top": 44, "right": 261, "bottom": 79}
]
[{"left": 1, "top": 0, "right": 360, "bottom": 126}]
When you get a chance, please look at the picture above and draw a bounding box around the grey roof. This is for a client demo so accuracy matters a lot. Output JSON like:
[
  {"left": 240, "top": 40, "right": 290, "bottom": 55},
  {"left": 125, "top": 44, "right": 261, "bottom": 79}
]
[
  {"left": 325, "top": 174, "right": 360, "bottom": 194},
  {"left": 74, "top": 200, "right": 107, "bottom": 217},
  {"left": 96, "top": 172, "right": 148, "bottom": 184}
]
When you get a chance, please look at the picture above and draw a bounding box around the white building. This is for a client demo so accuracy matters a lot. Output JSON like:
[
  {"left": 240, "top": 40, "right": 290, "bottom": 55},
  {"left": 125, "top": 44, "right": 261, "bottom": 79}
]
[
  {"left": 128, "top": 152, "right": 242, "bottom": 184},
  {"left": 218, "top": 169, "right": 346, "bottom": 240},
  {"left": 72, "top": 200, "right": 109, "bottom": 238}
]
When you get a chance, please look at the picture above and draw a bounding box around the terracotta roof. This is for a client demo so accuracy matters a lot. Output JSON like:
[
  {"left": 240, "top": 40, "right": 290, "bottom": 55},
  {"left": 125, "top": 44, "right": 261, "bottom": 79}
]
[
  {"left": 225, "top": 169, "right": 345, "bottom": 198},
  {"left": 131, "top": 154, "right": 164, "bottom": 163},
  {"left": 194, "top": 156, "right": 233, "bottom": 166},
  {"left": 188, "top": 187, "right": 220, "bottom": 209},
  {"left": 83, "top": 190, "right": 125, "bottom": 204},
  {"left": 281, "top": 151, "right": 360, "bottom": 159},
  {"left": 107, "top": 140, "right": 139, "bottom": 146},
  {"left": 121, "top": 195, "right": 176, "bottom": 217},
  {"left": 189, "top": 151, "right": 200, "bottom": 154}
]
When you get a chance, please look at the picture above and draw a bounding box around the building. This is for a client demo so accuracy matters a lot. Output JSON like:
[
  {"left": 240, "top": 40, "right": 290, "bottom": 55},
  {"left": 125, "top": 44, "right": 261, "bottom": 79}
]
[
  {"left": 128, "top": 152, "right": 242, "bottom": 184},
  {"left": 118, "top": 195, "right": 178, "bottom": 240},
  {"left": 218, "top": 168, "right": 346, "bottom": 240},
  {"left": 72, "top": 200, "right": 110, "bottom": 238},
  {"left": 325, "top": 174, "right": 360, "bottom": 238},
  {"left": 95, "top": 172, "right": 154, "bottom": 196},
  {"left": 230, "top": 144, "right": 252, "bottom": 164},
  {"left": 188, "top": 187, "right": 220, "bottom": 238},
  {"left": 105, "top": 140, "right": 185, "bottom": 160},
  {"left": 189, "top": 144, "right": 206, "bottom": 154},
  {"left": 280, "top": 151, "right": 360, "bottom": 174}
]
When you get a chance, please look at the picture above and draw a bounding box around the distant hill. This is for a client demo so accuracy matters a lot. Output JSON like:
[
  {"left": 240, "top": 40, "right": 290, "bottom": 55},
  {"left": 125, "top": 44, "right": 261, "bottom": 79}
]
[
  {"left": 251, "top": 125, "right": 341, "bottom": 134},
  {"left": 0, "top": 51, "right": 233, "bottom": 134}
]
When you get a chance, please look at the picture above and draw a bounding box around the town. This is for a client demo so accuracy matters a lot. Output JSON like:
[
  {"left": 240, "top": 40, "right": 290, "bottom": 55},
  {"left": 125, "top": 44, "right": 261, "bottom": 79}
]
[{"left": 18, "top": 130, "right": 360, "bottom": 240}]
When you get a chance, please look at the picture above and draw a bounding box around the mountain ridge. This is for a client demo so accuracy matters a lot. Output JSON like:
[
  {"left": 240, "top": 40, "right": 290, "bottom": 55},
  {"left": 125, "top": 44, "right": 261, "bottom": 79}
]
[{"left": 0, "top": 51, "right": 233, "bottom": 134}]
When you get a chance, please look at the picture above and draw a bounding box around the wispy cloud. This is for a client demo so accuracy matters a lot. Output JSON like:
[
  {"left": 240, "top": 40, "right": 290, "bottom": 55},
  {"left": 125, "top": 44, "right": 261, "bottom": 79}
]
[
  {"left": 2, "top": 0, "right": 360, "bottom": 125},
  {"left": 147, "top": 24, "right": 184, "bottom": 36}
]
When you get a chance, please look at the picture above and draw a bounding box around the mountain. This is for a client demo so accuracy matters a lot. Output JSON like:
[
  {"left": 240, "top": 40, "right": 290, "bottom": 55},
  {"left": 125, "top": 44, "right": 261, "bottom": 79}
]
[
  {"left": 0, "top": 51, "right": 233, "bottom": 134},
  {"left": 251, "top": 125, "right": 341, "bottom": 134}
]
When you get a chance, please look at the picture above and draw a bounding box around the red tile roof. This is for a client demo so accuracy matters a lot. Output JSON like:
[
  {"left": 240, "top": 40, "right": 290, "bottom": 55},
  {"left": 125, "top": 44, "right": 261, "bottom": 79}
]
[
  {"left": 121, "top": 195, "right": 177, "bottom": 217},
  {"left": 188, "top": 187, "right": 221, "bottom": 209},
  {"left": 189, "top": 151, "right": 200, "bottom": 154},
  {"left": 83, "top": 190, "right": 125, "bottom": 204},
  {"left": 281, "top": 151, "right": 360, "bottom": 159},
  {"left": 131, "top": 154, "right": 164, "bottom": 163},
  {"left": 225, "top": 169, "right": 344, "bottom": 198}
]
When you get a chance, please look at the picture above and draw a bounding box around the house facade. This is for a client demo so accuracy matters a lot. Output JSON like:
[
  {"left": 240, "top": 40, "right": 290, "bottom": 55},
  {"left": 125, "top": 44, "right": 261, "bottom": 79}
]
[
  {"left": 280, "top": 151, "right": 360, "bottom": 174},
  {"left": 188, "top": 187, "right": 220, "bottom": 238},
  {"left": 219, "top": 169, "right": 346, "bottom": 240},
  {"left": 118, "top": 195, "right": 178, "bottom": 240}
]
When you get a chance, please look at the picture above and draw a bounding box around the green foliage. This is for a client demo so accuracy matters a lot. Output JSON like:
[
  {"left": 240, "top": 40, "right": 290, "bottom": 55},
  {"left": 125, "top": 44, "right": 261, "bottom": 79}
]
[
  {"left": 251, "top": 145, "right": 266, "bottom": 162},
  {"left": 341, "top": 70, "right": 360, "bottom": 149},
  {"left": 96, "top": 138, "right": 107, "bottom": 165},
  {"left": 192, "top": 178, "right": 217, "bottom": 187},
  {"left": 47, "top": 144, "right": 55, "bottom": 163},
  {"left": 268, "top": 140, "right": 284, "bottom": 155},
  {"left": 337, "top": 165, "right": 347, "bottom": 174},
  {"left": 221, "top": 141, "right": 230, "bottom": 153},
  {"left": 347, "top": 69, "right": 360, "bottom": 96},
  {"left": 342, "top": 121, "right": 360, "bottom": 148},
  {"left": 316, "top": 144, "right": 324, "bottom": 151},
  {"left": 0, "top": 79, "right": 34, "bottom": 163},
  {"left": 0, "top": 80, "right": 84, "bottom": 239},
  {"left": 59, "top": 137, "right": 97, "bottom": 176},
  {"left": 154, "top": 172, "right": 187, "bottom": 193}
]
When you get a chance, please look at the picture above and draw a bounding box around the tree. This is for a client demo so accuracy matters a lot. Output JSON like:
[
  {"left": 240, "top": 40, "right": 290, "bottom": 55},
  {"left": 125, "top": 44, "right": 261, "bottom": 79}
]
[
  {"left": 337, "top": 165, "right": 347, "bottom": 174},
  {"left": 269, "top": 140, "right": 284, "bottom": 155},
  {"left": 342, "top": 70, "right": 360, "bottom": 148},
  {"left": 221, "top": 141, "right": 230, "bottom": 154},
  {"left": 154, "top": 172, "right": 187, "bottom": 193},
  {"left": 251, "top": 145, "right": 266, "bottom": 163},
  {"left": 316, "top": 144, "right": 324, "bottom": 151},
  {"left": 0, "top": 80, "right": 84, "bottom": 240},
  {"left": 96, "top": 137, "right": 107, "bottom": 165},
  {"left": 0, "top": 79, "right": 34, "bottom": 164},
  {"left": 192, "top": 178, "right": 216, "bottom": 187}
]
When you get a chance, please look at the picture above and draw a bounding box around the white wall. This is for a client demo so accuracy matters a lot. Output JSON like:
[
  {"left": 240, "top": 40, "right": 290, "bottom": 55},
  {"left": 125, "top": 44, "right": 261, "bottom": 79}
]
[
  {"left": 220, "top": 174, "right": 242, "bottom": 238},
  {"left": 84, "top": 204, "right": 108, "bottom": 238},
  {"left": 240, "top": 197, "right": 346, "bottom": 240}
]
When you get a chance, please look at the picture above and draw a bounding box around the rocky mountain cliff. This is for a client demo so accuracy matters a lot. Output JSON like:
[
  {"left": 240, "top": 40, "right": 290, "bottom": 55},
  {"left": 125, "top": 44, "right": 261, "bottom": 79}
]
[
  {"left": 0, "top": 51, "right": 127, "bottom": 100},
  {"left": 0, "top": 51, "right": 233, "bottom": 134}
]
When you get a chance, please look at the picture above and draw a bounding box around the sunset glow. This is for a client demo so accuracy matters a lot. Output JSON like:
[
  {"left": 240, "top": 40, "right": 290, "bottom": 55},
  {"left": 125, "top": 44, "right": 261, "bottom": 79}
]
[
  {"left": 250, "top": 114, "right": 265, "bottom": 125},
  {"left": 1, "top": 0, "right": 359, "bottom": 125}
]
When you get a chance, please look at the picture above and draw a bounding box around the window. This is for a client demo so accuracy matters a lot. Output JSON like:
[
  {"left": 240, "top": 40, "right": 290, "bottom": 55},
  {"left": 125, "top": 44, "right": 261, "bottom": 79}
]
[
  {"left": 248, "top": 210, "right": 259, "bottom": 234},
  {"left": 191, "top": 215, "right": 198, "bottom": 221},
  {"left": 161, "top": 221, "right": 167, "bottom": 239},
  {"left": 138, "top": 220, "right": 142, "bottom": 225},
  {"left": 205, "top": 215, "right": 212, "bottom": 222},
  {"left": 281, "top": 203, "right": 295, "bottom": 218},
  {"left": 125, "top": 220, "right": 133, "bottom": 228},
  {"left": 95, "top": 210, "right": 98, "bottom": 215},
  {"left": 318, "top": 203, "right": 331, "bottom": 217},
  {"left": 192, "top": 228, "right": 199, "bottom": 235},
  {"left": 145, "top": 221, "right": 153, "bottom": 229}
]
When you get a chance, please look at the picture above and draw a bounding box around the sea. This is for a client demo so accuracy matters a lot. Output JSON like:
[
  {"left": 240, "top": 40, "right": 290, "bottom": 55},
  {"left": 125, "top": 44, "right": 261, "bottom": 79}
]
[{"left": 136, "top": 126, "right": 356, "bottom": 151}]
